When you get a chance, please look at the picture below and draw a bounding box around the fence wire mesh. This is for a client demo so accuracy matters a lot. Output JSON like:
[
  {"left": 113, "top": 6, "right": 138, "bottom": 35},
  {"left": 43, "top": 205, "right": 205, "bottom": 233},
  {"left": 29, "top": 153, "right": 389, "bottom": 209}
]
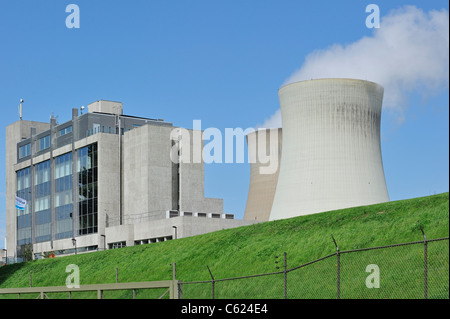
[
  {"left": 180, "top": 281, "right": 213, "bottom": 299},
  {"left": 340, "top": 243, "right": 424, "bottom": 299},
  {"left": 179, "top": 237, "right": 449, "bottom": 299},
  {"left": 215, "top": 273, "right": 285, "bottom": 299},
  {"left": 287, "top": 254, "right": 337, "bottom": 299},
  {"left": 427, "top": 239, "right": 449, "bottom": 299}
]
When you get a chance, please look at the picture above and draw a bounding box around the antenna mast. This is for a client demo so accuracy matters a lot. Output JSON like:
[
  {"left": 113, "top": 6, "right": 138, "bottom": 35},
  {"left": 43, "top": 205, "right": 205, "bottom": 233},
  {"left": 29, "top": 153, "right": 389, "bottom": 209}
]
[{"left": 19, "top": 99, "right": 24, "bottom": 120}]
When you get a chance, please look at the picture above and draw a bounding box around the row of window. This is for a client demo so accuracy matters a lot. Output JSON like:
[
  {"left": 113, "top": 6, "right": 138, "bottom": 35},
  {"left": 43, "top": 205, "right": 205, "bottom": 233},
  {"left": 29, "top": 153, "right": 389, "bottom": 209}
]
[
  {"left": 18, "top": 126, "right": 73, "bottom": 160},
  {"left": 16, "top": 144, "right": 97, "bottom": 247},
  {"left": 17, "top": 148, "right": 97, "bottom": 195}
]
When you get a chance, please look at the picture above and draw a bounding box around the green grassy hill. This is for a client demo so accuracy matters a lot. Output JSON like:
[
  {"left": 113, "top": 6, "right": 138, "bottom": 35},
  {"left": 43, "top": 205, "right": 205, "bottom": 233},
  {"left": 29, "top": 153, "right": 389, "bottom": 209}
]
[{"left": 0, "top": 192, "right": 448, "bottom": 299}]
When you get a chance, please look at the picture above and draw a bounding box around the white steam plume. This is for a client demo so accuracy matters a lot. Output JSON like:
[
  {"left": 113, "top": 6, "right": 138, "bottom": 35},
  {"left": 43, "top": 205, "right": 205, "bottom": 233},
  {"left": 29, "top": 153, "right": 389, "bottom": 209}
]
[{"left": 259, "top": 5, "right": 449, "bottom": 128}]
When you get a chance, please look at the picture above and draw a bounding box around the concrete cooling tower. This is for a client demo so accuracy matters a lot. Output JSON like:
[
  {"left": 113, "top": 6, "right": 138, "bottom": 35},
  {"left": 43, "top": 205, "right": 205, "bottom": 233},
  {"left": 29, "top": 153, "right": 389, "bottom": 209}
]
[
  {"left": 269, "top": 78, "right": 389, "bottom": 221},
  {"left": 244, "top": 128, "right": 282, "bottom": 221}
]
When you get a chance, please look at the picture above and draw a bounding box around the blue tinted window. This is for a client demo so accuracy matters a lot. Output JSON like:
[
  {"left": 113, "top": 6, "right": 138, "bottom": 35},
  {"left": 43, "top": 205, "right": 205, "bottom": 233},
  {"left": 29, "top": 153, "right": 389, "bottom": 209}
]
[
  {"left": 59, "top": 126, "right": 73, "bottom": 136},
  {"left": 38, "top": 135, "right": 50, "bottom": 151},
  {"left": 77, "top": 144, "right": 98, "bottom": 235},
  {"left": 55, "top": 153, "right": 73, "bottom": 239},
  {"left": 19, "top": 143, "right": 31, "bottom": 159}
]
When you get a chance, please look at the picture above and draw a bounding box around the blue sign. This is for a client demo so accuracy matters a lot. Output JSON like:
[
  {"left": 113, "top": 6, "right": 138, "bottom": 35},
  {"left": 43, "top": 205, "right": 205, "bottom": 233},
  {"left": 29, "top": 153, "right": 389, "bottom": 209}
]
[{"left": 15, "top": 196, "right": 27, "bottom": 210}]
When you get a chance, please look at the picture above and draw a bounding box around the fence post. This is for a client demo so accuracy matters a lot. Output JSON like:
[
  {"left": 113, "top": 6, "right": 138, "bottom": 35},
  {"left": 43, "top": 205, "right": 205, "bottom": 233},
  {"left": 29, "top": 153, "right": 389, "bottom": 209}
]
[
  {"left": 170, "top": 262, "right": 177, "bottom": 280},
  {"left": 284, "top": 252, "right": 287, "bottom": 299},
  {"left": 207, "top": 265, "right": 215, "bottom": 299},
  {"left": 170, "top": 262, "right": 182, "bottom": 299},
  {"left": 177, "top": 280, "right": 183, "bottom": 299},
  {"left": 417, "top": 221, "right": 428, "bottom": 299},
  {"left": 170, "top": 280, "right": 179, "bottom": 299},
  {"left": 275, "top": 253, "right": 287, "bottom": 299},
  {"left": 331, "top": 234, "right": 340, "bottom": 299}
]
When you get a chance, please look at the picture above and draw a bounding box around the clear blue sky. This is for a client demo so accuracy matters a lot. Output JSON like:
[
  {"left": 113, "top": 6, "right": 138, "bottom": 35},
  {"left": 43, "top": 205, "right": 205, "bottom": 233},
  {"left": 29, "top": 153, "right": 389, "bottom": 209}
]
[{"left": 0, "top": 1, "right": 448, "bottom": 248}]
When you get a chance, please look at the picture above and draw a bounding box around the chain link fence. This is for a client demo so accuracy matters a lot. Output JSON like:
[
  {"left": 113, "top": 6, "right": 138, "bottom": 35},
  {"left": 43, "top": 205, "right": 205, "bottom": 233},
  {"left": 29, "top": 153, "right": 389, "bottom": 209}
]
[{"left": 179, "top": 236, "right": 449, "bottom": 299}]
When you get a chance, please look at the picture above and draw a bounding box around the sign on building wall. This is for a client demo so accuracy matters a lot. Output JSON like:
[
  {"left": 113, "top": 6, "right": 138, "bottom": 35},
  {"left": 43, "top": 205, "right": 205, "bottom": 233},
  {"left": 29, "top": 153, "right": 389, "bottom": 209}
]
[{"left": 15, "top": 196, "right": 27, "bottom": 210}]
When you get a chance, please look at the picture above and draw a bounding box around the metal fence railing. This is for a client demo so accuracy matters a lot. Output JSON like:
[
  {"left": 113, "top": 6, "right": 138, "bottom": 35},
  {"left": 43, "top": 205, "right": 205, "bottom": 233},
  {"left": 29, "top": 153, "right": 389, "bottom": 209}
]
[{"left": 0, "top": 281, "right": 180, "bottom": 299}]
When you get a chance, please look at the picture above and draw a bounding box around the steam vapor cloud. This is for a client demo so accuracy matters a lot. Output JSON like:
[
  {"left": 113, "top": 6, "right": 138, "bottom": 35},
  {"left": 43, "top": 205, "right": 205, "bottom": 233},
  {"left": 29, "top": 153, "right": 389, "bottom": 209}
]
[{"left": 259, "top": 6, "right": 449, "bottom": 128}]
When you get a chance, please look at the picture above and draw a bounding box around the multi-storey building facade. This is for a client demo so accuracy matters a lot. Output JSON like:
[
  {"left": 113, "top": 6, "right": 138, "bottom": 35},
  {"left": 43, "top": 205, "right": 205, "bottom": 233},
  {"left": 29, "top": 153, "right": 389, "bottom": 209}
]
[{"left": 5, "top": 100, "right": 254, "bottom": 262}]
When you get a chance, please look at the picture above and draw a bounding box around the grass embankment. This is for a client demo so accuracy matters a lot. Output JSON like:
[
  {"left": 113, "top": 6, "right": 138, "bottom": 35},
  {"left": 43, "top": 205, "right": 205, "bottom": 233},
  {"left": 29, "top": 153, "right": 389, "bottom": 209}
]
[{"left": 0, "top": 192, "right": 448, "bottom": 299}]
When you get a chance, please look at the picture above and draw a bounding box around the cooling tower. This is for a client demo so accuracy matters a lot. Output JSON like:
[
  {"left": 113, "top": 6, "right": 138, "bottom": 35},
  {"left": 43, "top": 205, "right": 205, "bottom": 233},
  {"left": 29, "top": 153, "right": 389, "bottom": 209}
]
[
  {"left": 244, "top": 128, "right": 282, "bottom": 221},
  {"left": 269, "top": 78, "right": 389, "bottom": 221}
]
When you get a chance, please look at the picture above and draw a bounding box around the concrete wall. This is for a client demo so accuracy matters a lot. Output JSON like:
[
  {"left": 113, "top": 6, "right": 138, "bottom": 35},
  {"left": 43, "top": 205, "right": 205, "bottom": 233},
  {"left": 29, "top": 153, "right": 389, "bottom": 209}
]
[
  {"left": 270, "top": 78, "right": 389, "bottom": 221},
  {"left": 107, "top": 216, "right": 258, "bottom": 247},
  {"left": 33, "top": 234, "right": 98, "bottom": 254},
  {"left": 179, "top": 128, "right": 223, "bottom": 214},
  {"left": 175, "top": 216, "right": 254, "bottom": 238},
  {"left": 32, "top": 215, "right": 258, "bottom": 255},
  {"left": 105, "top": 224, "right": 134, "bottom": 247},
  {"left": 122, "top": 125, "right": 223, "bottom": 224},
  {"left": 96, "top": 133, "right": 121, "bottom": 232},
  {"left": 244, "top": 128, "right": 282, "bottom": 221},
  {"left": 87, "top": 100, "right": 123, "bottom": 115},
  {"left": 122, "top": 124, "right": 174, "bottom": 223}
]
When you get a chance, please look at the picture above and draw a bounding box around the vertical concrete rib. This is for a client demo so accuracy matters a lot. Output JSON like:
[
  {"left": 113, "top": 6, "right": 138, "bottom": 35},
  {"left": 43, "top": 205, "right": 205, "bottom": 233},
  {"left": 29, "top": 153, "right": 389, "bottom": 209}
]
[
  {"left": 71, "top": 109, "right": 79, "bottom": 239},
  {"left": 50, "top": 117, "right": 56, "bottom": 249}
]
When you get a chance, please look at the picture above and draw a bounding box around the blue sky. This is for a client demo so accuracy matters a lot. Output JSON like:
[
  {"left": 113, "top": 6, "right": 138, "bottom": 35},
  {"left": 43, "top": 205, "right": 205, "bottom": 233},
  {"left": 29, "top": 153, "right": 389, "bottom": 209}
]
[{"left": 0, "top": 1, "right": 448, "bottom": 248}]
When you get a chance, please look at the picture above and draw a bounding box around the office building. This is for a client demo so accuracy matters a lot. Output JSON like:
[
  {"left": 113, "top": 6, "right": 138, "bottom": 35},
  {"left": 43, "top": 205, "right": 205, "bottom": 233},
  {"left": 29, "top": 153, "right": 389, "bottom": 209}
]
[{"left": 5, "top": 100, "right": 254, "bottom": 261}]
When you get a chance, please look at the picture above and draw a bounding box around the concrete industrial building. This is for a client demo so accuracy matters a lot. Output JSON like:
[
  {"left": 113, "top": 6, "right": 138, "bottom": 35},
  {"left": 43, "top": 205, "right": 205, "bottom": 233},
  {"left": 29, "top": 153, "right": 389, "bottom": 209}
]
[
  {"left": 269, "top": 78, "right": 389, "bottom": 220},
  {"left": 243, "top": 128, "right": 282, "bottom": 221},
  {"left": 5, "top": 100, "right": 255, "bottom": 262}
]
